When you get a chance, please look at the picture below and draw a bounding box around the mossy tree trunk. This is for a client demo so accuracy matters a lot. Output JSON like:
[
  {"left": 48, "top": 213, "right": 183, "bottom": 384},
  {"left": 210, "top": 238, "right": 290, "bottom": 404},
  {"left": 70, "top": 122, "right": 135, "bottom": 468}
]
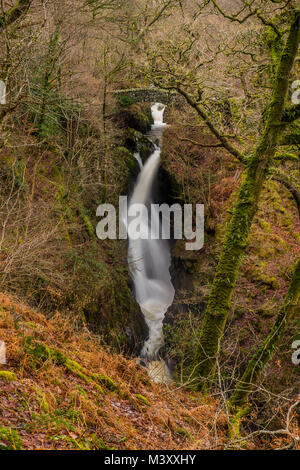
[
  {"left": 229, "top": 258, "right": 300, "bottom": 411},
  {"left": 0, "top": 0, "right": 31, "bottom": 32},
  {"left": 192, "top": 10, "right": 300, "bottom": 391},
  {"left": 38, "top": 24, "right": 61, "bottom": 133}
]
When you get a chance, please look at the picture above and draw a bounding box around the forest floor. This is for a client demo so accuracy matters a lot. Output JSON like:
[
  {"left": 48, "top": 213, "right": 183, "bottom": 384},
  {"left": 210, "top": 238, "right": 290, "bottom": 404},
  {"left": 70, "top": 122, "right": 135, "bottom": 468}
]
[{"left": 1, "top": 291, "right": 298, "bottom": 451}]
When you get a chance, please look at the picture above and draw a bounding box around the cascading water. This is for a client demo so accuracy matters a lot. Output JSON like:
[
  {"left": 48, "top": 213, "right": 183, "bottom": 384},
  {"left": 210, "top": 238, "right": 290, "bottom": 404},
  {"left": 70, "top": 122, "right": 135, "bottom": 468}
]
[{"left": 127, "top": 103, "right": 175, "bottom": 378}]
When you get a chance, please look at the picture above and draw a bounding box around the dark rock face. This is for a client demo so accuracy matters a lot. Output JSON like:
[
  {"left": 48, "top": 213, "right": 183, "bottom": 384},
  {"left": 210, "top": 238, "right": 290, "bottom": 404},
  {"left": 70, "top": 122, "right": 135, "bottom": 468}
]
[
  {"left": 115, "top": 102, "right": 153, "bottom": 133},
  {"left": 126, "top": 128, "right": 155, "bottom": 163}
]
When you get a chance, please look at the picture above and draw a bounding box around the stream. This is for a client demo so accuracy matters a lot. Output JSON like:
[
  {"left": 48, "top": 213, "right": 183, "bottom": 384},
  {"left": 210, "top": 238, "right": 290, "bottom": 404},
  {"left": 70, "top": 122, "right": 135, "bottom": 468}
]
[{"left": 127, "top": 103, "right": 175, "bottom": 382}]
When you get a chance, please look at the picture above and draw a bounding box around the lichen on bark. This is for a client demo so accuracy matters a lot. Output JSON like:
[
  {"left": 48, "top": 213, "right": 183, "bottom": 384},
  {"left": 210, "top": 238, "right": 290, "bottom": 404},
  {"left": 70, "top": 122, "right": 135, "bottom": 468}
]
[
  {"left": 192, "top": 9, "right": 300, "bottom": 391},
  {"left": 230, "top": 257, "right": 300, "bottom": 410}
]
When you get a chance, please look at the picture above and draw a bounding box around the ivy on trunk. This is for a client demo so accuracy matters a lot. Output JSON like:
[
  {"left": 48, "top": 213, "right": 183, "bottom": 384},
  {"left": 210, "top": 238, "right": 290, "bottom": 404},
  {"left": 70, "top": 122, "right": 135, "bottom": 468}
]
[{"left": 192, "top": 9, "right": 300, "bottom": 391}]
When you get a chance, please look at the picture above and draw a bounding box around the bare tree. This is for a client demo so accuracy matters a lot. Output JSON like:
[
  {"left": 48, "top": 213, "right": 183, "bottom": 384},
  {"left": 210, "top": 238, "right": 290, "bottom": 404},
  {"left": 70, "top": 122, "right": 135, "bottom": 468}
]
[
  {"left": 0, "top": 0, "right": 32, "bottom": 32},
  {"left": 144, "top": 0, "right": 300, "bottom": 392}
]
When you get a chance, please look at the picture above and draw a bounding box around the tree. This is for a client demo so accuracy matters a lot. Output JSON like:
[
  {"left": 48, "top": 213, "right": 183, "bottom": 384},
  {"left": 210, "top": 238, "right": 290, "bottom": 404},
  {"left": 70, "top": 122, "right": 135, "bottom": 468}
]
[
  {"left": 0, "top": 0, "right": 31, "bottom": 32},
  {"left": 191, "top": 6, "right": 300, "bottom": 391},
  {"left": 230, "top": 257, "right": 300, "bottom": 411},
  {"left": 144, "top": 1, "right": 300, "bottom": 391}
]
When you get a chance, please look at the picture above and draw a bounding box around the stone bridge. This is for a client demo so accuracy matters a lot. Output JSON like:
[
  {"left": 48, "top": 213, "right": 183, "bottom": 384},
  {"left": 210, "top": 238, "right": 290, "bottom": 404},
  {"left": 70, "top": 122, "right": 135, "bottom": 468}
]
[{"left": 111, "top": 87, "right": 180, "bottom": 105}]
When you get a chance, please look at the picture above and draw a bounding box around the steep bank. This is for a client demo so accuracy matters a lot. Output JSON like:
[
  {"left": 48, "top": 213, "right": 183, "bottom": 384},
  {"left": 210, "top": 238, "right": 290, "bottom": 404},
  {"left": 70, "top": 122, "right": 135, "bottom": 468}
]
[
  {"left": 0, "top": 291, "right": 228, "bottom": 450},
  {"left": 160, "top": 119, "right": 300, "bottom": 424},
  {"left": 2, "top": 291, "right": 298, "bottom": 450}
]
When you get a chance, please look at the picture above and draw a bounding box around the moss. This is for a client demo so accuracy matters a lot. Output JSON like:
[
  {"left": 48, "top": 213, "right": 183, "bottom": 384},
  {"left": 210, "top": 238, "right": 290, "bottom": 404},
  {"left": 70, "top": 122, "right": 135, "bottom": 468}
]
[
  {"left": 117, "top": 93, "right": 139, "bottom": 108},
  {"left": 115, "top": 146, "right": 133, "bottom": 161},
  {"left": 192, "top": 10, "right": 300, "bottom": 389},
  {"left": 92, "top": 374, "right": 118, "bottom": 392},
  {"left": 0, "top": 427, "right": 23, "bottom": 450},
  {"left": 24, "top": 336, "right": 51, "bottom": 367},
  {"left": 230, "top": 258, "right": 300, "bottom": 409},
  {"left": 123, "top": 103, "right": 152, "bottom": 133},
  {"left": 114, "top": 146, "right": 139, "bottom": 178},
  {"left": 257, "top": 218, "right": 271, "bottom": 232},
  {"left": 0, "top": 370, "right": 17, "bottom": 382},
  {"left": 23, "top": 337, "right": 118, "bottom": 394},
  {"left": 228, "top": 404, "right": 252, "bottom": 443},
  {"left": 294, "top": 232, "right": 300, "bottom": 242},
  {"left": 248, "top": 231, "right": 288, "bottom": 259},
  {"left": 135, "top": 394, "right": 150, "bottom": 406},
  {"left": 127, "top": 128, "right": 155, "bottom": 163},
  {"left": 258, "top": 300, "right": 276, "bottom": 318},
  {"left": 262, "top": 180, "right": 294, "bottom": 231},
  {"left": 76, "top": 386, "right": 87, "bottom": 397},
  {"left": 175, "top": 427, "right": 191, "bottom": 439},
  {"left": 22, "top": 321, "right": 44, "bottom": 331},
  {"left": 246, "top": 262, "right": 280, "bottom": 289},
  {"left": 265, "top": 26, "right": 283, "bottom": 77},
  {"left": 82, "top": 214, "right": 94, "bottom": 238},
  {"left": 262, "top": 276, "right": 280, "bottom": 289}
]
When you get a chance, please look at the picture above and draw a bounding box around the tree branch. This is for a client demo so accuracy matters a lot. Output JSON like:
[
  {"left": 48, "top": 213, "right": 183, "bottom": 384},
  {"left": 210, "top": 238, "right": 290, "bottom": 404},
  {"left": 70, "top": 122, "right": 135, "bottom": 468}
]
[
  {"left": 281, "top": 103, "right": 300, "bottom": 124},
  {"left": 272, "top": 169, "right": 300, "bottom": 216},
  {"left": 280, "top": 133, "right": 300, "bottom": 145},
  {"left": 175, "top": 87, "right": 246, "bottom": 163},
  {"left": 0, "top": 0, "right": 32, "bottom": 32},
  {"left": 133, "top": 0, "right": 177, "bottom": 45},
  {"left": 179, "top": 137, "right": 223, "bottom": 149},
  {"left": 274, "top": 151, "right": 299, "bottom": 162}
]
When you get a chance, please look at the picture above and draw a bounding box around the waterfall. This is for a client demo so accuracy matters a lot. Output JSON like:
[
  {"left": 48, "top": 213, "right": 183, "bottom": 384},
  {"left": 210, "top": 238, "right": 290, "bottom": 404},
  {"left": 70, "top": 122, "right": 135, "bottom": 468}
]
[{"left": 127, "top": 103, "right": 175, "bottom": 368}]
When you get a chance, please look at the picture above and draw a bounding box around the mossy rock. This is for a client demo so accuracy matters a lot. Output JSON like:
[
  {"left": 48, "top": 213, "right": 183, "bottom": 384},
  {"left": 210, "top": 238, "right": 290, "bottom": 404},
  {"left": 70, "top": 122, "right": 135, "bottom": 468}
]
[
  {"left": 113, "top": 146, "right": 139, "bottom": 178},
  {"left": 127, "top": 128, "right": 155, "bottom": 163},
  {"left": 122, "top": 103, "right": 152, "bottom": 133},
  {"left": 248, "top": 232, "right": 288, "bottom": 259},
  {"left": 257, "top": 301, "right": 276, "bottom": 318},
  {"left": 0, "top": 370, "right": 17, "bottom": 382},
  {"left": 0, "top": 427, "right": 23, "bottom": 450},
  {"left": 245, "top": 262, "right": 280, "bottom": 290},
  {"left": 24, "top": 337, "right": 116, "bottom": 394},
  {"left": 175, "top": 426, "right": 191, "bottom": 439},
  {"left": 24, "top": 337, "right": 51, "bottom": 368},
  {"left": 135, "top": 394, "right": 150, "bottom": 406}
]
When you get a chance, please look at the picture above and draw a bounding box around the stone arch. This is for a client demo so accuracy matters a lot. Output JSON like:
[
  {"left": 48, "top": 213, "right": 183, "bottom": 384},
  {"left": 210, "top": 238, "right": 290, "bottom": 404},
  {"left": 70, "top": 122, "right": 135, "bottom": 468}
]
[{"left": 112, "top": 87, "right": 180, "bottom": 106}]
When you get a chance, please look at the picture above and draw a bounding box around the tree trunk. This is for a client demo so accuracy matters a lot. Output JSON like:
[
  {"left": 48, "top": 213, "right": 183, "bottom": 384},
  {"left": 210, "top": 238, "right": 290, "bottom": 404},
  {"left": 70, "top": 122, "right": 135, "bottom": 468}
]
[
  {"left": 193, "top": 10, "right": 300, "bottom": 391},
  {"left": 0, "top": 0, "right": 31, "bottom": 31},
  {"left": 229, "top": 258, "right": 300, "bottom": 411}
]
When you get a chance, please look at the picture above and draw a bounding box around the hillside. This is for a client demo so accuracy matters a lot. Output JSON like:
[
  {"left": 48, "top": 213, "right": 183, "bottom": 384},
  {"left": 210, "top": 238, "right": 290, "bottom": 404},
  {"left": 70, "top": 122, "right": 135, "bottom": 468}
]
[
  {"left": 1, "top": 291, "right": 299, "bottom": 450},
  {"left": 0, "top": 291, "right": 228, "bottom": 450},
  {"left": 0, "top": 0, "right": 300, "bottom": 452}
]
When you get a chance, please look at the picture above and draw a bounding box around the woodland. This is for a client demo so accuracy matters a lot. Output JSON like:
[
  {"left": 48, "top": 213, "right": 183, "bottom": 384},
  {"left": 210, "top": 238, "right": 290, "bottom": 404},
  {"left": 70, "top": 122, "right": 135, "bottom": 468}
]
[{"left": 0, "top": 0, "right": 299, "bottom": 451}]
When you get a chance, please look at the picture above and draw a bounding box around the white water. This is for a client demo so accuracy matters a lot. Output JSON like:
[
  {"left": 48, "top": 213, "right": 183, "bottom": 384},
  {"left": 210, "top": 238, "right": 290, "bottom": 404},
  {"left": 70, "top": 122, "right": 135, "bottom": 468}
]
[
  {"left": 133, "top": 152, "right": 143, "bottom": 169},
  {"left": 127, "top": 103, "right": 175, "bottom": 361}
]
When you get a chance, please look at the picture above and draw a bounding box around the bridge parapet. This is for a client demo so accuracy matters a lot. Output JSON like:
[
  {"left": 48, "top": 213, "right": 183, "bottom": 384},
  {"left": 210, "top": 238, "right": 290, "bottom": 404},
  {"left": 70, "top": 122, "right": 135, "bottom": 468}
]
[{"left": 111, "top": 88, "right": 179, "bottom": 105}]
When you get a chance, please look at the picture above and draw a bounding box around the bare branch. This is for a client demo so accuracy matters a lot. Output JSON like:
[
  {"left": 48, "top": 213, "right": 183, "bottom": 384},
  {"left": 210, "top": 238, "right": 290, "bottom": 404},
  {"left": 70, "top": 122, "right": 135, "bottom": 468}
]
[
  {"left": 282, "top": 103, "right": 300, "bottom": 124},
  {"left": 174, "top": 86, "right": 246, "bottom": 162},
  {"left": 0, "top": 0, "right": 32, "bottom": 32}
]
